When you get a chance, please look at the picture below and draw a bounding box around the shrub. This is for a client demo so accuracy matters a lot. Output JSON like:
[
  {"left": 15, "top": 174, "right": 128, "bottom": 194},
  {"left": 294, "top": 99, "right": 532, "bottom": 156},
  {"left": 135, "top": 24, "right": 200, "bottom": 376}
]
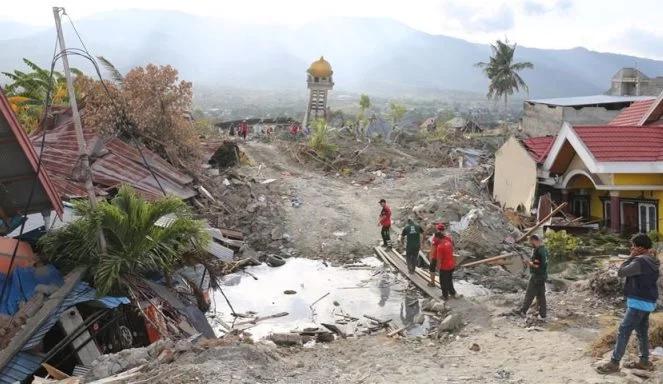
[
  {"left": 545, "top": 230, "right": 580, "bottom": 261},
  {"left": 308, "top": 118, "right": 336, "bottom": 156}
]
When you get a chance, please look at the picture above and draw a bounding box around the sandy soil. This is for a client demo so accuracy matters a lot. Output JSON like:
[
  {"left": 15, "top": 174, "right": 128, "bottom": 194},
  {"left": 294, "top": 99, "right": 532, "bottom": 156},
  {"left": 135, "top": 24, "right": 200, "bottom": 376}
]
[{"left": 165, "top": 140, "right": 656, "bottom": 384}]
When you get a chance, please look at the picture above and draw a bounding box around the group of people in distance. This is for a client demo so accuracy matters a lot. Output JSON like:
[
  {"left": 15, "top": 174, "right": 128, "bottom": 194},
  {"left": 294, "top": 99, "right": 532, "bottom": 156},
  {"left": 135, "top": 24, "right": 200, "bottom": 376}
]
[{"left": 379, "top": 198, "right": 661, "bottom": 375}]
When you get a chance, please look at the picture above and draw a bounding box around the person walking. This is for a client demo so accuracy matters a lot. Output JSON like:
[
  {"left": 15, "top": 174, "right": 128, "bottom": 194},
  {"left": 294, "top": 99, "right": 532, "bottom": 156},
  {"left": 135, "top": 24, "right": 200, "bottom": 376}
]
[
  {"left": 597, "top": 234, "right": 660, "bottom": 374},
  {"left": 516, "top": 234, "right": 548, "bottom": 319},
  {"left": 432, "top": 231, "right": 456, "bottom": 300},
  {"left": 401, "top": 218, "right": 424, "bottom": 274},
  {"left": 378, "top": 199, "right": 392, "bottom": 249}
]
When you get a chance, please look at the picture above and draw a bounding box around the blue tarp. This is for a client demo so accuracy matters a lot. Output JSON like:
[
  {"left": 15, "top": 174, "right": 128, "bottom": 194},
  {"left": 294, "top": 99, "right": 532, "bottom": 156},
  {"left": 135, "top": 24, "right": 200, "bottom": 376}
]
[{"left": 0, "top": 265, "right": 63, "bottom": 315}]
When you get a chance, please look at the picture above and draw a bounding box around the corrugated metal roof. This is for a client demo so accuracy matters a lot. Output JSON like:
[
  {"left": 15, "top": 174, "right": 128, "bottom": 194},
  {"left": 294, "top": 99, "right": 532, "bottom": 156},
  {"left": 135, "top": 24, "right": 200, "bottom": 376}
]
[
  {"left": 30, "top": 110, "right": 196, "bottom": 200},
  {"left": 0, "top": 281, "right": 129, "bottom": 383},
  {"left": 0, "top": 90, "right": 63, "bottom": 217},
  {"left": 0, "top": 352, "right": 42, "bottom": 384},
  {"left": 527, "top": 95, "right": 654, "bottom": 107}
]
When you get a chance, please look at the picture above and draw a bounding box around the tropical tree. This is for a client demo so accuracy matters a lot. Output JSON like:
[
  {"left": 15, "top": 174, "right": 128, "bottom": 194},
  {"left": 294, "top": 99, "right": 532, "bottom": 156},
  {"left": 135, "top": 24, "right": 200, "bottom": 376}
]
[
  {"left": 386, "top": 102, "right": 407, "bottom": 141},
  {"left": 357, "top": 94, "right": 371, "bottom": 138},
  {"left": 39, "top": 185, "right": 210, "bottom": 295},
  {"left": 475, "top": 39, "right": 533, "bottom": 115},
  {"left": 2, "top": 58, "right": 81, "bottom": 133}
]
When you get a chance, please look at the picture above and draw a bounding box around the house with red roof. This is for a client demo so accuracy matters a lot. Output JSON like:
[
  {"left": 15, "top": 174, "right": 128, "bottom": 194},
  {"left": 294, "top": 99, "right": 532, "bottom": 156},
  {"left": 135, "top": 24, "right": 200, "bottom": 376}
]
[
  {"left": 536, "top": 91, "right": 663, "bottom": 234},
  {"left": 495, "top": 90, "right": 663, "bottom": 236}
]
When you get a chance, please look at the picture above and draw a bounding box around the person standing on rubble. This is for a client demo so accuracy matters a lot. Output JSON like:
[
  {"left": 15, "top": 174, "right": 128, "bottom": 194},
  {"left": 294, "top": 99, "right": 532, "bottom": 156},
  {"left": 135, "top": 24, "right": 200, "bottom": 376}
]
[
  {"left": 597, "top": 234, "right": 660, "bottom": 374},
  {"left": 239, "top": 120, "right": 249, "bottom": 141},
  {"left": 431, "top": 231, "right": 456, "bottom": 300},
  {"left": 428, "top": 223, "right": 445, "bottom": 286},
  {"left": 401, "top": 218, "right": 424, "bottom": 274},
  {"left": 516, "top": 235, "right": 548, "bottom": 319},
  {"left": 378, "top": 199, "right": 392, "bottom": 249}
]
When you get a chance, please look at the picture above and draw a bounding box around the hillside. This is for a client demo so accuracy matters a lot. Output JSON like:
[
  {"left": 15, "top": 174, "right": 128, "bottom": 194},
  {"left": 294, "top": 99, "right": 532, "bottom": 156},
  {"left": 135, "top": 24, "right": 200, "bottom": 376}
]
[{"left": 1, "top": 10, "right": 663, "bottom": 98}]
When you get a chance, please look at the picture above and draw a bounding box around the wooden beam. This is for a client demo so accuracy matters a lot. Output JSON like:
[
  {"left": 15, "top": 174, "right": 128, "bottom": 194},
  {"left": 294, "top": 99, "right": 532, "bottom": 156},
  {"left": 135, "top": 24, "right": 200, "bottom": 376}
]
[
  {"left": 0, "top": 267, "right": 86, "bottom": 371},
  {"left": 458, "top": 253, "right": 515, "bottom": 268},
  {"left": 59, "top": 306, "right": 101, "bottom": 366},
  {"left": 373, "top": 247, "right": 441, "bottom": 298},
  {"left": 516, "top": 202, "right": 568, "bottom": 243}
]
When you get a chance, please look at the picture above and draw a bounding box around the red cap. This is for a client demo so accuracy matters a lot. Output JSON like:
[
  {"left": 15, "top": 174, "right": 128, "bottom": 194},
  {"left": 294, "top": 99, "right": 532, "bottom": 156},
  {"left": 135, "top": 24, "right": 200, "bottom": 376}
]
[{"left": 436, "top": 223, "right": 446, "bottom": 231}]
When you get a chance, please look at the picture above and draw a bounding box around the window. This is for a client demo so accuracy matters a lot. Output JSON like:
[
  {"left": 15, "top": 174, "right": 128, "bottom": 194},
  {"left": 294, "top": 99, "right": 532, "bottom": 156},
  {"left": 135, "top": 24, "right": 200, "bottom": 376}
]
[
  {"left": 314, "top": 77, "right": 319, "bottom": 83},
  {"left": 639, "top": 203, "right": 657, "bottom": 233},
  {"left": 603, "top": 200, "right": 611, "bottom": 228},
  {"left": 572, "top": 196, "right": 589, "bottom": 219}
]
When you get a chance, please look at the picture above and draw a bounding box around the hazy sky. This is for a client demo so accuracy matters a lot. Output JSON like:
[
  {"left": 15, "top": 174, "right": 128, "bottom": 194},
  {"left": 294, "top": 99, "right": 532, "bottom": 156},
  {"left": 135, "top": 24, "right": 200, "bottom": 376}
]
[{"left": 2, "top": 0, "right": 662, "bottom": 59}]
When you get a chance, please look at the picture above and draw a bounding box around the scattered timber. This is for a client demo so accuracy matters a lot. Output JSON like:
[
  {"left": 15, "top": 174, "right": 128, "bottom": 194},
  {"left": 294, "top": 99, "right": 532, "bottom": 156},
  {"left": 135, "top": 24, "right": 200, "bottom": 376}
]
[
  {"left": 459, "top": 253, "right": 515, "bottom": 268},
  {"left": 516, "top": 202, "right": 568, "bottom": 242},
  {"left": 234, "top": 312, "right": 289, "bottom": 326},
  {"left": 374, "top": 247, "right": 443, "bottom": 298}
]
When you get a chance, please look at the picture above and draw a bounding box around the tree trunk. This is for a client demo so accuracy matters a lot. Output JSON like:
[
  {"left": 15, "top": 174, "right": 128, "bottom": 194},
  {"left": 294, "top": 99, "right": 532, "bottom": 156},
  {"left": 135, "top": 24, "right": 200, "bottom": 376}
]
[{"left": 503, "top": 94, "right": 508, "bottom": 119}]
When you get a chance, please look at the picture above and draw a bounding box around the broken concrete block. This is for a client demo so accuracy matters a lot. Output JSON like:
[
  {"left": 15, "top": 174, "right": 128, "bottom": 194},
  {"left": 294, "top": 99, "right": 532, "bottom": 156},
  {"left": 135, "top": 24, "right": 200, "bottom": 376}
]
[{"left": 438, "top": 314, "right": 463, "bottom": 333}]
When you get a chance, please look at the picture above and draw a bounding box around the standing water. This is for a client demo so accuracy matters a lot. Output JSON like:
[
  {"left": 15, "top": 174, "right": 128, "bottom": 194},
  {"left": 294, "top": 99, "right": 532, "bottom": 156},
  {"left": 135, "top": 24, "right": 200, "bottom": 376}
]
[{"left": 210, "top": 257, "right": 489, "bottom": 340}]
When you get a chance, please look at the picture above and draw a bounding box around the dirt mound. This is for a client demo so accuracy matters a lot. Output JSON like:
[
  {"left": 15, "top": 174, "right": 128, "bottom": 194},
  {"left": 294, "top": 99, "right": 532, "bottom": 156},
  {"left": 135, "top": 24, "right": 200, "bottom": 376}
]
[{"left": 588, "top": 266, "right": 622, "bottom": 298}]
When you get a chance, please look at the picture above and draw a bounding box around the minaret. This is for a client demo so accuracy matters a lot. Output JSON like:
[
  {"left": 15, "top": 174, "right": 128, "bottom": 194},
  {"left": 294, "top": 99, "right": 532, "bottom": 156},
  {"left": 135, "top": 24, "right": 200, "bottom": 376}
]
[{"left": 303, "top": 56, "right": 334, "bottom": 129}]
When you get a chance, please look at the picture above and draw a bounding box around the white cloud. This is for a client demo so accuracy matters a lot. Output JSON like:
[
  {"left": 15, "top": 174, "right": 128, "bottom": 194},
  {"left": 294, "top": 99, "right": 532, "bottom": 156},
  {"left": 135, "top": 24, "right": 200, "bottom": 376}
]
[{"left": 0, "top": 0, "right": 662, "bottom": 59}]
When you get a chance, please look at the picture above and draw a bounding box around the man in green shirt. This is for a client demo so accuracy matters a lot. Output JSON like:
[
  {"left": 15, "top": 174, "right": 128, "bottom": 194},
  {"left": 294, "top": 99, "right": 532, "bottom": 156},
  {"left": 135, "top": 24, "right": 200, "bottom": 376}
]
[
  {"left": 516, "top": 234, "right": 548, "bottom": 319},
  {"left": 401, "top": 218, "right": 424, "bottom": 274}
]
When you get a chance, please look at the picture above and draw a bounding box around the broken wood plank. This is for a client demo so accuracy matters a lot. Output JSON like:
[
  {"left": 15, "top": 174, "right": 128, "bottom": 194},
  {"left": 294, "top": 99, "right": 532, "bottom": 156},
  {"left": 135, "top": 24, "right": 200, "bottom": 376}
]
[
  {"left": 363, "top": 314, "right": 391, "bottom": 325},
  {"left": 321, "top": 323, "right": 347, "bottom": 339},
  {"left": 516, "top": 202, "right": 567, "bottom": 243},
  {"left": 234, "top": 312, "right": 289, "bottom": 326},
  {"left": 374, "top": 247, "right": 441, "bottom": 299},
  {"left": 59, "top": 306, "right": 101, "bottom": 366},
  {"left": 0, "top": 267, "right": 86, "bottom": 372},
  {"left": 459, "top": 253, "right": 515, "bottom": 268},
  {"left": 42, "top": 362, "right": 70, "bottom": 380},
  {"left": 86, "top": 365, "right": 144, "bottom": 384},
  {"left": 387, "top": 326, "right": 407, "bottom": 337}
]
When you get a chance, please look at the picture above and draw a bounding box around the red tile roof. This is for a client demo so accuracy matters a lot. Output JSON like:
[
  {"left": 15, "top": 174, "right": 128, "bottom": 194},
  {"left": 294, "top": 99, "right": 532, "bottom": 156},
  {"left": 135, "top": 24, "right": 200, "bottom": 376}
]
[
  {"left": 31, "top": 110, "right": 197, "bottom": 200},
  {"left": 521, "top": 136, "right": 555, "bottom": 163},
  {"left": 573, "top": 126, "right": 663, "bottom": 162},
  {"left": 609, "top": 100, "right": 656, "bottom": 126}
]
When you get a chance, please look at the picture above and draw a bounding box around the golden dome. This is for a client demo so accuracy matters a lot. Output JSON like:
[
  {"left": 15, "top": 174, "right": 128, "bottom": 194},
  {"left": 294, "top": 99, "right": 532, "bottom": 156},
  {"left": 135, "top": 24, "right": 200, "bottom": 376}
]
[{"left": 307, "top": 56, "right": 333, "bottom": 77}]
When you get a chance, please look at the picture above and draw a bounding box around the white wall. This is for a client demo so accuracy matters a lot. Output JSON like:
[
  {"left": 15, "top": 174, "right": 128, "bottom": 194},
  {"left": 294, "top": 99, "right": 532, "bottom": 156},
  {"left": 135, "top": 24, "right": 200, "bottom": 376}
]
[{"left": 493, "top": 136, "right": 539, "bottom": 213}]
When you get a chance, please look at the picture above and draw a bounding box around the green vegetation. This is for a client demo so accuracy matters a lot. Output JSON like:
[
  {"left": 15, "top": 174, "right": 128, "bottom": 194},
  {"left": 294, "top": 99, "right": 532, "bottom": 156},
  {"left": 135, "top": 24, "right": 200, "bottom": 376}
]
[
  {"left": 386, "top": 102, "right": 406, "bottom": 141},
  {"left": 308, "top": 118, "right": 336, "bottom": 156},
  {"left": 2, "top": 58, "right": 82, "bottom": 133},
  {"left": 545, "top": 230, "right": 580, "bottom": 262},
  {"left": 357, "top": 94, "right": 371, "bottom": 138},
  {"left": 475, "top": 39, "right": 533, "bottom": 113},
  {"left": 39, "top": 185, "right": 210, "bottom": 295}
]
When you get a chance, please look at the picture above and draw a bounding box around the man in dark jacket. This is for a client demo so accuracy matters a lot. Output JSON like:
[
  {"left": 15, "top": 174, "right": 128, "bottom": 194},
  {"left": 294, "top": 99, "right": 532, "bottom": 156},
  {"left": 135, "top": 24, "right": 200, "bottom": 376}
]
[
  {"left": 597, "top": 233, "right": 660, "bottom": 374},
  {"left": 516, "top": 234, "right": 548, "bottom": 319},
  {"left": 401, "top": 218, "right": 424, "bottom": 274}
]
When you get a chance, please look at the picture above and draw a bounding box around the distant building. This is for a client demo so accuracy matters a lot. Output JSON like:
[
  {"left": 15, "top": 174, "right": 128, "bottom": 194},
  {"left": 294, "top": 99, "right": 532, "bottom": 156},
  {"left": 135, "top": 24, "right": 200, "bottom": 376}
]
[
  {"left": 303, "top": 56, "right": 334, "bottom": 129},
  {"left": 446, "top": 116, "right": 482, "bottom": 133},
  {"left": 609, "top": 68, "right": 663, "bottom": 96},
  {"left": 521, "top": 95, "right": 655, "bottom": 137}
]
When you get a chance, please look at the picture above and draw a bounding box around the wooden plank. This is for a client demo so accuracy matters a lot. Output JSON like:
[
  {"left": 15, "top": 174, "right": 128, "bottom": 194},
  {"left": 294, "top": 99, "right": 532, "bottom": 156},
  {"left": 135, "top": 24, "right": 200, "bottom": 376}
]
[
  {"left": 459, "top": 253, "right": 515, "bottom": 268},
  {"left": 0, "top": 267, "right": 86, "bottom": 371},
  {"left": 516, "top": 202, "right": 567, "bottom": 243},
  {"left": 59, "top": 306, "right": 101, "bottom": 366},
  {"left": 373, "top": 247, "right": 441, "bottom": 298}
]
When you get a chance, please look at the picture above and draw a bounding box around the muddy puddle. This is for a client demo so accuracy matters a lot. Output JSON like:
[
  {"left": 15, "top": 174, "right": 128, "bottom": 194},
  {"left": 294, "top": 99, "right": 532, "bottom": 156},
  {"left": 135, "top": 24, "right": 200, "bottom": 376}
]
[{"left": 209, "top": 257, "right": 490, "bottom": 340}]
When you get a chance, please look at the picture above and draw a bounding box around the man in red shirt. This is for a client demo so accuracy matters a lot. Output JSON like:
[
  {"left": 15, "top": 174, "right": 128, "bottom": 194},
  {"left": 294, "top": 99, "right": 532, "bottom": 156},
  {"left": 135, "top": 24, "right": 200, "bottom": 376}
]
[
  {"left": 378, "top": 199, "right": 392, "bottom": 248},
  {"left": 432, "top": 231, "right": 456, "bottom": 300},
  {"left": 428, "top": 223, "right": 445, "bottom": 286},
  {"left": 239, "top": 120, "right": 249, "bottom": 141}
]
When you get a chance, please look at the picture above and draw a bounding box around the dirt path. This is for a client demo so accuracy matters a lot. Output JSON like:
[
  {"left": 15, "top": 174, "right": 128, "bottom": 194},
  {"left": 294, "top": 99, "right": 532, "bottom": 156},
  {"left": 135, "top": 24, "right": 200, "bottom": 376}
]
[
  {"left": 242, "top": 141, "right": 464, "bottom": 262},
  {"left": 226, "top": 141, "right": 636, "bottom": 384}
]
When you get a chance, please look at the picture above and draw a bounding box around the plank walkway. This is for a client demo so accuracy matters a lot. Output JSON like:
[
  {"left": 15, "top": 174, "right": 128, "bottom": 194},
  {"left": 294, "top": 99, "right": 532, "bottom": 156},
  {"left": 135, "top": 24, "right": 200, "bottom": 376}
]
[{"left": 373, "top": 246, "right": 442, "bottom": 299}]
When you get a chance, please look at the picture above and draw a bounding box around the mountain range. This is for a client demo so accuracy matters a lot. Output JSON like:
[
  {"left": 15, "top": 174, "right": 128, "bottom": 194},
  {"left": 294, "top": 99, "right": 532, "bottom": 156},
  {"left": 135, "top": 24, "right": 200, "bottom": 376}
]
[{"left": 1, "top": 10, "right": 663, "bottom": 98}]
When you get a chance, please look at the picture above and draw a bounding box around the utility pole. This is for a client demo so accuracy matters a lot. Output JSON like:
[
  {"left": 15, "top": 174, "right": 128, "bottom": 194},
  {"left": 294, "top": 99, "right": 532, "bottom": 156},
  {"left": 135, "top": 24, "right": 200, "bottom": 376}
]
[
  {"left": 53, "top": 7, "right": 107, "bottom": 252},
  {"left": 52, "top": 7, "right": 97, "bottom": 207}
]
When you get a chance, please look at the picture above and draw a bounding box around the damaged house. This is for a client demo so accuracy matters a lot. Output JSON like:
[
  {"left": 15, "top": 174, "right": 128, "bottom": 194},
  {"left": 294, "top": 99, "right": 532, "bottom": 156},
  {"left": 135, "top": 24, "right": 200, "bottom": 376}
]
[{"left": 496, "top": 91, "right": 663, "bottom": 236}]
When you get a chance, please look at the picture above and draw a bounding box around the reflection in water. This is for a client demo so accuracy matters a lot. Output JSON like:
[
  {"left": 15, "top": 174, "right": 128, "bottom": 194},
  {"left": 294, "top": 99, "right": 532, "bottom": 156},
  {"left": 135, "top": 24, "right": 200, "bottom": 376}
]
[{"left": 211, "top": 257, "right": 488, "bottom": 339}]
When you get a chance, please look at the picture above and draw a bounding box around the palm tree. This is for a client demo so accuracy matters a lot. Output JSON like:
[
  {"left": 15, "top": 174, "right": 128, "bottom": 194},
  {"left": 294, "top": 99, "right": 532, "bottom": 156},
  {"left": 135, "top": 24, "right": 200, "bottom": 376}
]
[
  {"left": 475, "top": 39, "right": 533, "bottom": 115},
  {"left": 97, "top": 56, "right": 124, "bottom": 84},
  {"left": 357, "top": 94, "right": 371, "bottom": 138},
  {"left": 39, "top": 185, "right": 210, "bottom": 295}
]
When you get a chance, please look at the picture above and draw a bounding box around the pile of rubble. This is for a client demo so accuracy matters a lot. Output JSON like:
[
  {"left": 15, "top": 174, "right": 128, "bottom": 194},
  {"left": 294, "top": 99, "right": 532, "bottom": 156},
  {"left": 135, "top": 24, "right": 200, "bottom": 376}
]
[{"left": 401, "top": 176, "right": 522, "bottom": 260}]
